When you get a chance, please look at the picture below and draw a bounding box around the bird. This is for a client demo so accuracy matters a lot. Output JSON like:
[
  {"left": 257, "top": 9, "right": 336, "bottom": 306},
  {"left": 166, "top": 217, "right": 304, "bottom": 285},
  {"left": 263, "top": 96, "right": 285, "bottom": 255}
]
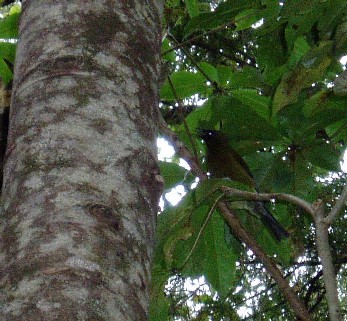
[{"left": 198, "top": 129, "right": 289, "bottom": 241}]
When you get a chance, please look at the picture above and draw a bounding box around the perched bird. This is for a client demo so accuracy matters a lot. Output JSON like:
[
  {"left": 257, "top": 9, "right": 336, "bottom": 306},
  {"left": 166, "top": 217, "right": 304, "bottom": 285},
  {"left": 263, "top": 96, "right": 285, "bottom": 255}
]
[{"left": 198, "top": 129, "right": 289, "bottom": 241}]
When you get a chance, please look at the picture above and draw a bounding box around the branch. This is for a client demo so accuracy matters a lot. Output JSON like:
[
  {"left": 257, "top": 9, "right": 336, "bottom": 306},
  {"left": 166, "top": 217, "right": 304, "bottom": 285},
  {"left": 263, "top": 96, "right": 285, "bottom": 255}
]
[
  {"left": 220, "top": 186, "right": 314, "bottom": 217},
  {"left": 159, "top": 121, "right": 312, "bottom": 320},
  {"left": 312, "top": 200, "right": 342, "bottom": 321},
  {"left": 325, "top": 177, "right": 347, "bottom": 225},
  {"left": 218, "top": 201, "right": 312, "bottom": 321}
]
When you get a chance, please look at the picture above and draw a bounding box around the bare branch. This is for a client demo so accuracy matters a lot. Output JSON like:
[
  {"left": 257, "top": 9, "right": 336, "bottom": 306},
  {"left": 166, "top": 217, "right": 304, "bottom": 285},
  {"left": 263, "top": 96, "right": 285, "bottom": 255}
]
[
  {"left": 218, "top": 201, "right": 313, "bottom": 321},
  {"left": 220, "top": 186, "right": 314, "bottom": 217},
  {"left": 313, "top": 200, "right": 342, "bottom": 321}
]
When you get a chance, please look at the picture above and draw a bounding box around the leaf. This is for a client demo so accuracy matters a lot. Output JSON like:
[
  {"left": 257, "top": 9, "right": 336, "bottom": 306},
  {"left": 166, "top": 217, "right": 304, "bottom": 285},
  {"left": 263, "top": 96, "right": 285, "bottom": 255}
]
[
  {"left": 246, "top": 152, "right": 294, "bottom": 193},
  {"left": 318, "top": 0, "right": 347, "bottom": 38},
  {"left": 198, "top": 62, "right": 219, "bottom": 83},
  {"left": 159, "top": 161, "right": 193, "bottom": 190},
  {"left": 185, "top": 0, "right": 199, "bottom": 18},
  {"left": 0, "top": 11, "right": 19, "bottom": 39},
  {"left": 272, "top": 41, "right": 333, "bottom": 114},
  {"left": 282, "top": 0, "right": 326, "bottom": 48},
  {"left": 302, "top": 142, "right": 340, "bottom": 172},
  {"left": 229, "top": 66, "right": 265, "bottom": 89},
  {"left": 161, "top": 38, "right": 176, "bottom": 62},
  {"left": 216, "top": 65, "right": 233, "bottom": 85},
  {"left": 182, "top": 98, "right": 215, "bottom": 133},
  {"left": 160, "top": 71, "right": 207, "bottom": 100},
  {"left": 0, "top": 42, "right": 16, "bottom": 85},
  {"left": 183, "top": 0, "right": 256, "bottom": 38},
  {"left": 202, "top": 211, "right": 238, "bottom": 297},
  {"left": 163, "top": 226, "right": 194, "bottom": 267},
  {"left": 214, "top": 96, "right": 280, "bottom": 142},
  {"left": 234, "top": 8, "right": 261, "bottom": 31},
  {"left": 334, "top": 19, "right": 347, "bottom": 52},
  {"left": 286, "top": 37, "right": 311, "bottom": 70},
  {"left": 230, "top": 88, "right": 271, "bottom": 120}
]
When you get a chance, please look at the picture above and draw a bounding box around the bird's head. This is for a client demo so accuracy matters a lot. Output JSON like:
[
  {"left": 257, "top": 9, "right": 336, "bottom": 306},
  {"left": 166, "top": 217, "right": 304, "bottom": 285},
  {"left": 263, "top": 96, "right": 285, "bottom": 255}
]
[{"left": 197, "top": 129, "right": 229, "bottom": 146}]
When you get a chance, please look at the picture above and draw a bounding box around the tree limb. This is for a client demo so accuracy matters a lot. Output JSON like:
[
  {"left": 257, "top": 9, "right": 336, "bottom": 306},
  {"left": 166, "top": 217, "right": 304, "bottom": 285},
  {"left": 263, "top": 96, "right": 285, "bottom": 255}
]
[
  {"left": 220, "top": 186, "right": 314, "bottom": 217},
  {"left": 159, "top": 122, "right": 313, "bottom": 320},
  {"left": 218, "top": 201, "right": 313, "bottom": 321},
  {"left": 312, "top": 200, "right": 342, "bottom": 321}
]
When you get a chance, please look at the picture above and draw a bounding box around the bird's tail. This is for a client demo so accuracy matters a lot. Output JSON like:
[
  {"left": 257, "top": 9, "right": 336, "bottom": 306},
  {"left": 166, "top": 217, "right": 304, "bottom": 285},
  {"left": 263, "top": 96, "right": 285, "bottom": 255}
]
[{"left": 253, "top": 201, "right": 289, "bottom": 241}]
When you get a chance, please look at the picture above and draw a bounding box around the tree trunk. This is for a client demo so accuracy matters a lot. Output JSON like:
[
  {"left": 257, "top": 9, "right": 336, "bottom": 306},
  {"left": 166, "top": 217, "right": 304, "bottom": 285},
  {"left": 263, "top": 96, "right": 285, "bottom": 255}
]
[{"left": 0, "top": 1, "right": 163, "bottom": 320}]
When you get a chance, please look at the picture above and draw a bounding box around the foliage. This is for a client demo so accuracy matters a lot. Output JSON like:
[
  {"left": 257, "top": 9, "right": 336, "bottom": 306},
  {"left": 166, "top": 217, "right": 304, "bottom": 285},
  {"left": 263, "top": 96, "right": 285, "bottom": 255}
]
[
  {"left": 0, "top": 1, "right": 346, "bottom": 320},
  {"left": 154, "top": 0, "right": 347, "bottom": 320}
]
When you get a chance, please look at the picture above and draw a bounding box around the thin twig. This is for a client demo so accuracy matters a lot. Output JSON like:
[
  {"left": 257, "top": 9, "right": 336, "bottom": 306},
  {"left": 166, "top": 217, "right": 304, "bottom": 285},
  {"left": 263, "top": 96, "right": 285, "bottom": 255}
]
[
  {"left": 162, "top": 21, "right": 236, "bottom": 56},
  {"left": 167, "top": 33, "right": 220, "bottom": 92}
]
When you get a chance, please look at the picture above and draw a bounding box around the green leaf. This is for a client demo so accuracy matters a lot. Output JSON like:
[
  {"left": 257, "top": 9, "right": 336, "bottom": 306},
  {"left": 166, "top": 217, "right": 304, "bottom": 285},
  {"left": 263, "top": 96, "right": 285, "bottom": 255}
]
[
  {"left": 334, "top": 19, "right": 347, "bottom": 52},
  {"left": 246, "top": 152, "right": 294, "bottom": 193},
  {"left": 214, "top": 96, "right": 280, "bottom": 142},
  {"left": 286, "top": 37, "right": 311, "bottom": 69},
  {"left": 272, "top": 48, "right": 332, "bottom": 114},
  {"left": 160, "top": 71, "right": 207, "bottom": 100},
  {"left": 159, "top": 161, "right": 193, "bottom": 190},
  {"left": 0, "top": 11, "right": 19, "bottom": 39},
  {"left": 231, "top": 89, "right": 271, "bottom": 120},
  {"left": 282, "top": 1, "right": 326, "bottom": 48},
  {"left": 161, "top": 38, "right": 175, "bottom": 62},
  {"left": 183, "top": 0, "right": 256, "bottom": 38},
  {"left": 202, "top": 211, "right": 238, "bottom": 297},
  {"left": 216, "top": 65, "right": 233, "bottom": 85},
  {"left": 0, "top": 42, "right": 16, "bottom": 85},
  {"left": 234, "top": 8, "right": 261, "bottom": 31},
  {"left": 182, "top": 98, "right": 215, "bottom": 132},
  {"left": 302, "top": 142, "right": 340, "bottom": 172},
  {"left": 229, "top": 66, "right": 265, "bottom": 89},
  {"left": 164, "top": 226, "right": 194, "bottom": 267},
  {"left": 198, "top": 62, "right": 219, "bottom": 83},
  {"left": 318, "top": 0, "right": 347, "bottom": 38},
  {"left": 185, "top": 0, "right": 199, "bottom": 18}
]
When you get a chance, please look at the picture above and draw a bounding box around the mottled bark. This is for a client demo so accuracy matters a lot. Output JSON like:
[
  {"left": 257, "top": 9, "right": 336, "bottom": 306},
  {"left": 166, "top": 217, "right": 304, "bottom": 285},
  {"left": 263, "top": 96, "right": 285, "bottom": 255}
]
[{"left": 0, "top": 1, "right": 163, "bottom": 320}]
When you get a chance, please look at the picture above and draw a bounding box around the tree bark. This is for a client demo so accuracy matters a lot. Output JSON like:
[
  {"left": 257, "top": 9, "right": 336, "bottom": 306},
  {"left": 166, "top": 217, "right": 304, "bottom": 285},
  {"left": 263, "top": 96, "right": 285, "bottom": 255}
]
[{"left": 0, "top": 1, "right": 163, "bottom": 320}]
